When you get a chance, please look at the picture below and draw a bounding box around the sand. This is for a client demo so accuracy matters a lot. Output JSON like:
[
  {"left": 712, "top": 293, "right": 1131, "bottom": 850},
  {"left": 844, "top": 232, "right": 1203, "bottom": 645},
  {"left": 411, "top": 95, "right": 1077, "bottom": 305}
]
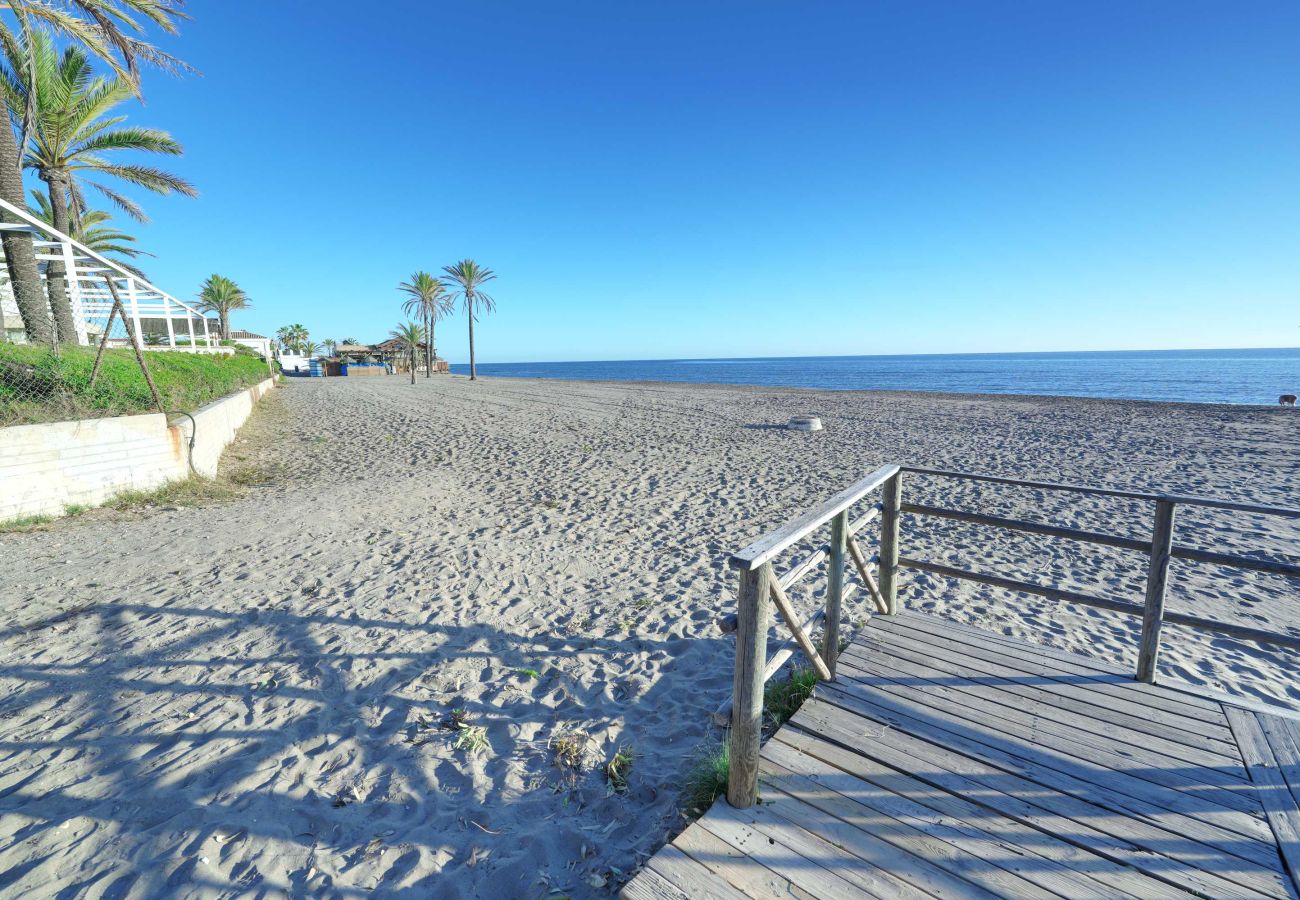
[{"left": 0, "top": 374, "right": 1297, "bottom": 897}]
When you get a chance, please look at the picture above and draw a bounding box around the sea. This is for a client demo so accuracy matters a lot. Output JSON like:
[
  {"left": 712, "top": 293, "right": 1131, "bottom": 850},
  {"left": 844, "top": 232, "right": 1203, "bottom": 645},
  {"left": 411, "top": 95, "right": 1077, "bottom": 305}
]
[{"left": 450, "top": 348, "right": 1300, "bottom": 406}]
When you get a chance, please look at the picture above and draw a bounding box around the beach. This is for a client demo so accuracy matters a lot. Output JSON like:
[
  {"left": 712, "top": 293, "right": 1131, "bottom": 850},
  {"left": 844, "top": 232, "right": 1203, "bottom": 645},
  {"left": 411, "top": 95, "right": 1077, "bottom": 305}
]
[{"left": 1, "top": 374, "right": 1297, "bottom": 896}]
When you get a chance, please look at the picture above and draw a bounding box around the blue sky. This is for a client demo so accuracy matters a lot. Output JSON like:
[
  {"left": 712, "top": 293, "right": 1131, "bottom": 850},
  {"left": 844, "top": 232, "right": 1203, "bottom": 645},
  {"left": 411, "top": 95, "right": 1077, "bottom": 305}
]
[{"left": 64, "top": 1, "right": 1300, "bottom": 362}]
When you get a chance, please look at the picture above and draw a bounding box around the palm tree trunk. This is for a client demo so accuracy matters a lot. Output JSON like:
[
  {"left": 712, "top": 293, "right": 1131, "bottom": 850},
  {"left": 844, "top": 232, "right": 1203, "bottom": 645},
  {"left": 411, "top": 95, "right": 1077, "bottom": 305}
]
[
  {"left": 0, "top": 119, "right": 52, "bottom": 344},
  {"left": 409, "top": 347, "right": 415, "bottom": 384},
  {"left": 42, "top": 175, "right": 79, "bottom": 345},
  {"left": 429, "top": 316, "right": 438, "bottom": 372},
  {"left": 468, "top": 295, "right": 477, "bottom": 380},
  {"left": 220, "top": 310, "right": 229, "bottom": 341},
  {"left": 424, "top": 310, "right": 431, "bottom": 377}
]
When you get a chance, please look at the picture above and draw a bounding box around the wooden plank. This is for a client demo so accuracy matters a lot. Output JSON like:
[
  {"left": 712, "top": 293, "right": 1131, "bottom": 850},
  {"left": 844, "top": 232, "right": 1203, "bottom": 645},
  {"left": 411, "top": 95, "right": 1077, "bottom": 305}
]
[
  {"left": 870, "top": 615, "right": 1237, "bottom": 741},
  {"left": 791, "top": 697, "right": 1290, "bottom": 897},
  {"left": 888, "top": 611, "right": 1226, "bottom": 715},
  {"left": 811, "top": 681, "right": 1285, "bottom": 872},
  {"left": 841, "top": 632, "right": 1246, "bottom": 772},
  {"left": 1229, "top": 707, "right": 1300, "bottom": 895},
  {"left": 772, "top": 728, "right": 1190, "bottom": 899},
  {"left": 673, "top": 825, "right": 819, "bottom": 900},
  {"left": 901, "top": 501, "right": 1150, "bottom": 553},
  {"left": 824, "top": 510, "right": 847, "bottom": 677},
  {"left": 757, "top": 775, "right": 1015, "bottom": 899},
  {"left": 731, "top": 464, "right": 900, "bottom": 570},
  {"left": 728, "top": 562, "right": 771, "bottom": 807},
  {"left": 897, "top": 555, "right": 1143, "bottom": 619},
  {"left": 642, "top": 844, "right": 752, "bottom": 899},
  {"left": 762, "top": 748, "right": 1109, "bottom": 898},
  {"left": 699, "top": 799, "right": 911, "bottom": 899},
  {"left": 1171, "top": 544, "right": 1300, "bottom": 580},
  {"left": 898, "top": 502, "right": 1300, "bottom": 579},
  {"left": 839, "top": 640, "right": 1249, "bottom": 784},
  {"left": 1137, "top": 499, "right": 1176, "bottom": 682},
  {"left": 769, "top": 577, "right": 832, "bottom": 681},
  {"left": 899, "top": 465, "right": 1300, "bottom": 519},
  {"left": 835, "top": 648, "right": 1265, "bottom": 818},
  {"left": 621, "top": 865, "right": 690, "bottom": 900}
]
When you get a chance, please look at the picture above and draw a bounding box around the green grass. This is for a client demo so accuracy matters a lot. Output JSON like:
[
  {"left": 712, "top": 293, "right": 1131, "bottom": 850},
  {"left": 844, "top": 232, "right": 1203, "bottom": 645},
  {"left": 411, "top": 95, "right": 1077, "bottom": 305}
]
[
  {"left": 681, "top": 742, "right": 730, "bottom": 816},
  {"left": 764, "top": 666, "right": 820, "bottom": 728},
  {"left": 0, "top": 343, "right": 271, "bottom": 425},
  {"left": 0, "top": 513, "right": 54, "bottom": 533},
  {"left": 105, "top": 476, "right": 241, "bottom": 511}
]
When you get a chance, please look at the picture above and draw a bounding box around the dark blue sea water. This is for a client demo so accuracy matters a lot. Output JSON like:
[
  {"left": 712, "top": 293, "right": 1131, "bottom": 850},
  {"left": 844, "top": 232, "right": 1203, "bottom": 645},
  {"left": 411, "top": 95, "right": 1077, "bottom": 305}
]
[{"left": 450, "top": 348, "right": 1300, "bottom": 406}]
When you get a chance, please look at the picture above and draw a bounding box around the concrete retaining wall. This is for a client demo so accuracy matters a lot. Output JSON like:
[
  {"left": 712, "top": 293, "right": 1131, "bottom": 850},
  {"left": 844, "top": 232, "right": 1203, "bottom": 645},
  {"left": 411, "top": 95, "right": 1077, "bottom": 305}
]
[{"left": 0, "top": 377, "right": 275, "bottom": 521}]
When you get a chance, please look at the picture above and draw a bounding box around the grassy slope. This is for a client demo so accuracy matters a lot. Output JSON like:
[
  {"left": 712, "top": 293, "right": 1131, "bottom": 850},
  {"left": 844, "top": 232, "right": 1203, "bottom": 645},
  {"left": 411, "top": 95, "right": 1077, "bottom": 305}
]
[{"left": 0, "top": 344, "right": 272, "bottom": 425}]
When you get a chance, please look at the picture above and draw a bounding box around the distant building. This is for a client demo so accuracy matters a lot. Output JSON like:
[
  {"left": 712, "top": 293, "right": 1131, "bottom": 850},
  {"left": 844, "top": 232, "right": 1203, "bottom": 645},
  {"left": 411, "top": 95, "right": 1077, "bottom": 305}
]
[{"left": 227, "top": 329, "right": 272, "bottom": 359}]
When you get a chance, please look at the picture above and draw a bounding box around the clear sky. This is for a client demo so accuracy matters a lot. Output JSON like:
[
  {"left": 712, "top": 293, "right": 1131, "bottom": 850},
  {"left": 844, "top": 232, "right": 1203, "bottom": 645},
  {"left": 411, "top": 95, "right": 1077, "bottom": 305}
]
[{"left": 75, "top": 1, "right": 1300, "bottom": 362}]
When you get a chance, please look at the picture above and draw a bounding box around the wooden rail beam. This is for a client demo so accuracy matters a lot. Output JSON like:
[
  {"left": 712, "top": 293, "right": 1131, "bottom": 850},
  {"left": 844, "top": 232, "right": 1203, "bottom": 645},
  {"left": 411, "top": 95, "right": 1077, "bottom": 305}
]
[
  {"left": 879, "top": 472, "right": 903, "bottom": 615},
  {"left": 727, "top": 562, "right": 770, "bottom": 807},
  {"left": 1137, "top": 499, "right": 1177, "bottom": 683},
  {"left": 823, "top": 510, "right": 847, "bottom": 677},
  {"left": 847, "top": 537, "right": 886, "bottom": 613},
  {"left": 769, "top": 579, "right": 833, "bottom": 681}
]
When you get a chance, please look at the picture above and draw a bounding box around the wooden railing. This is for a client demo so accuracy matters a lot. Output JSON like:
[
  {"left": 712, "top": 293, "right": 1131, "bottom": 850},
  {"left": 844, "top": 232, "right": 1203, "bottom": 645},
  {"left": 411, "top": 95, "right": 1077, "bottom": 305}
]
[{"left": 722, "top": 464, "right": 1300, "bottom": 808}]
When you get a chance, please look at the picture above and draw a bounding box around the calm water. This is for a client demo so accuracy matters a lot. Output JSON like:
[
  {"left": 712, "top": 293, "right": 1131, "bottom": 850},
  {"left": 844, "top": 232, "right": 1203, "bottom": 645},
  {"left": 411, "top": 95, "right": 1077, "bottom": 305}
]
[{"left": 451, "top": 349, "right": 1300, "bottom": 405}]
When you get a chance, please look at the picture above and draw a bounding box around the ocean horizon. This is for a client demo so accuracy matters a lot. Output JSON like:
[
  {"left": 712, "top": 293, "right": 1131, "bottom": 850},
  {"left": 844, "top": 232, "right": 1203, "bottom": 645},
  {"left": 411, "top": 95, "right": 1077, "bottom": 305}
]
[{"left": 450, "top": 347, "right": 1300, "bottom": 406}]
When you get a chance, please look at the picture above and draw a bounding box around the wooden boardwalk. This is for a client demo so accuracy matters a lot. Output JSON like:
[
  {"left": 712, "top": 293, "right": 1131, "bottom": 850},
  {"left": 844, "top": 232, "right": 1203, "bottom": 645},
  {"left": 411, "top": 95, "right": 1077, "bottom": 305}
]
[{"left": 624, "top": 612, "right": 1300, "bottom": 899}]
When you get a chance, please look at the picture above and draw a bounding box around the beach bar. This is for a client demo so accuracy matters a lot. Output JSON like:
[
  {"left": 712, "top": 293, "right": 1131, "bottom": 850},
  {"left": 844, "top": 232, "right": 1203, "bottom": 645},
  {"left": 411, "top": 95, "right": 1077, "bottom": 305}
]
[{"left": 625, "top": 466, "right": 1300, "bottom": 899}]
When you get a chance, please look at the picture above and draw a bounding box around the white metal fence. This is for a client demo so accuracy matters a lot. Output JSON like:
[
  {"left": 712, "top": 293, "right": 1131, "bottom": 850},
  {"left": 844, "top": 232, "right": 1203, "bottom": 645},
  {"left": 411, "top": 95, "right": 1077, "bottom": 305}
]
[{"left": 0, "top": 195, "right": 216, "bottom": 351}]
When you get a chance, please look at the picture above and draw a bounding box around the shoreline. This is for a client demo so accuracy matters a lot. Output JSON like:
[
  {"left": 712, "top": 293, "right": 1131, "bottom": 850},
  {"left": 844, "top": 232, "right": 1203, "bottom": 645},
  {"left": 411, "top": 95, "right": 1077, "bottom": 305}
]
[{"left": 448, "top": 371, "right": 1299, "bottom": 411}]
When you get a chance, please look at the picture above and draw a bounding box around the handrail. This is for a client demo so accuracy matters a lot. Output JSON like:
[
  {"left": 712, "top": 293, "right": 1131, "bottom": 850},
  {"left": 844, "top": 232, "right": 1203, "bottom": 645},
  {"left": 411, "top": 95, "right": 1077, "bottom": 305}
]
[
  {"left": 721, "top": 463, "right": 1300, "bottom": 808},
  {"left": 730, "top": 464, "right": 899, "bottom": 570},
  {"left": 902, "top": 465, "right": 1300, "bottom": 520}
]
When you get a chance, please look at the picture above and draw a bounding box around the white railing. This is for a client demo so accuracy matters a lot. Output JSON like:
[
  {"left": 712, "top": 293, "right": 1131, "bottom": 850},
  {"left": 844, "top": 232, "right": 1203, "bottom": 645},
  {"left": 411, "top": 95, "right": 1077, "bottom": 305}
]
[{"left": 0, "top": 196, "right": 216, "bottom": 351}]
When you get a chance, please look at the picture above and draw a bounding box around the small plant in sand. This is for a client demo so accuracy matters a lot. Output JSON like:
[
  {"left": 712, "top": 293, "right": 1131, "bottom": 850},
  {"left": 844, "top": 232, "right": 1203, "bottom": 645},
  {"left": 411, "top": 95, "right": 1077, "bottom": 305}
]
[
  {"left": 454, "top": 724, "right": 490, "bottom": 755},
  {"left": 550, "top": 731, "right": 591, "bottom": 771},
  {"left": 444, "top": 707, "right": 473, "bottom": 729},
  {"left": 605, "top": 745, "right": 634, "bottom": 793},
  {"left": 681, "top": 741, "right": 730, "bottom": 817},
  {"left": 764, "top": 666, "right": 819, "bottom": 729},
  {"left": 515, "top": 667, "right": 541, "bottom": 680}
]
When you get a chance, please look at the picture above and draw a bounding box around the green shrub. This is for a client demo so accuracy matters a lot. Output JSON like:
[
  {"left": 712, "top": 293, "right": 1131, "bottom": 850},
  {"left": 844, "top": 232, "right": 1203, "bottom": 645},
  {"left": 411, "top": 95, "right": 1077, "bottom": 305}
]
[
  {"left": 764, "top": 666, "right": 820, "bottom": 728},
  {"left": 0, "top": 344, "right": 271, "bottom": 425},
  {"left": 681, "top": 742, "right": 730, "bottom": 816}
]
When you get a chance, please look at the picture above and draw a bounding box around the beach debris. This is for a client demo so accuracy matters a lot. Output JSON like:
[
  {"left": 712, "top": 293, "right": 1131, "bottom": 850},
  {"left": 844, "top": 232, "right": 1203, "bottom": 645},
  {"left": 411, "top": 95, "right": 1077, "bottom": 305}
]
[
  {"left": 443, "top": 707, "right": 473, "bottom": 730},
  {"left": 549, "top": 731, "right": 591, "bottom": 771},
  {"left": 787, "top": 414, "right": 823, "bottom": 432},
  {"left": 453, "top": 724, "right": 490, "bottom": 754},
  {"left": 605, "top": 745, "right": 634, "bottom": 793},
  {"left": 515, "top": 667, "right": 541, "bottom": 680}
]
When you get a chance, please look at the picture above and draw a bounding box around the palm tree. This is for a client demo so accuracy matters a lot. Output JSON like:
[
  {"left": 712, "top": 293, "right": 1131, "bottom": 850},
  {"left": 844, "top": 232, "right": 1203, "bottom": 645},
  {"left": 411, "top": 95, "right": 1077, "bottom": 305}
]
[
  {"left": 1, "top": 29, "right": 196, "bottom": 341},
  {"left": 196, "top": 274, "right": 250, "bottom": 340},
  {"left": 301, "top": 340, "right": 321, "bottom": 358},
  {"left": 398, "top": 271, "right": 453, "bottom": 378},
  {"left": 0, "top": 0, "right": 190, "bottom": 344},
  {"left": 442, "top": 259, "right": 496, "bottom": 381},
  {"left": 322, "top": 338, "right": 337, "bottom": 357},
  {"left": 276, "top": 323, "right": 309, "bottom": 354},
  {"left": 29, "top": 190, "right": 151, "bottom": 277},
  {"left": 389, "top": 321, "right": 425, "bottom": 385}
]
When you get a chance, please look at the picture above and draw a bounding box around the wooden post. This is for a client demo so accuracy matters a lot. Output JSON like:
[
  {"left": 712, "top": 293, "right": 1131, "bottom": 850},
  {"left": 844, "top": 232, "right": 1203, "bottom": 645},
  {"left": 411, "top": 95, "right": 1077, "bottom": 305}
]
[
  {"left": 727, "top": 561, "right": 771, "bottom": 808},
  {"left": 823, "top": 510, "right": 847, "bottom": 677},
  {"left": 1137, "top": 499, "right": 1176, "bottom": 684},
  {"left": 879, "top": 472, "right": 903, "bottom": 615}
]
